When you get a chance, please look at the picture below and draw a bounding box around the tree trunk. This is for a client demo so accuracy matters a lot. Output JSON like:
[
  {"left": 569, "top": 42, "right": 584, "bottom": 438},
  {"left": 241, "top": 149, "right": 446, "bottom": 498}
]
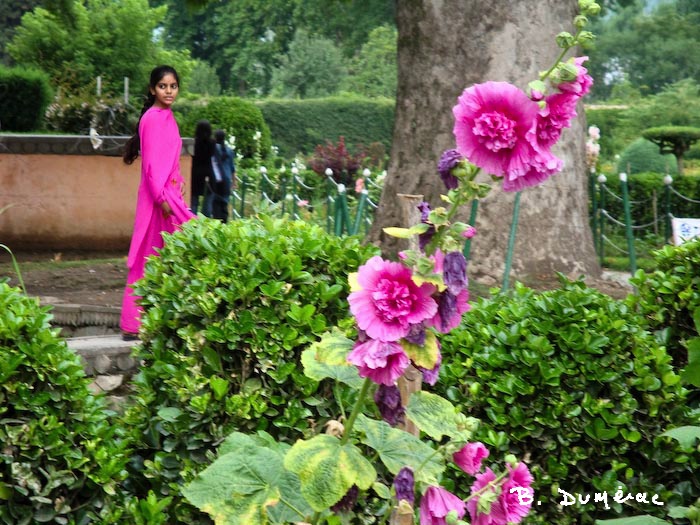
[{"left": 369, "top": 0, "right": 600, "bottom": 282}]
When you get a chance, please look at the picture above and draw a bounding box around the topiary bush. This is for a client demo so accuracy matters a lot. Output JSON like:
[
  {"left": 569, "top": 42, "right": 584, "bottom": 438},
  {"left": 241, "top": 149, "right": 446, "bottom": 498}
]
[
  {"left": 617, "top": 137, "right": 678, "bottom": 175},
  {"left": 0, "top": 66, "right": 52, "bottom": 132},
  {"left": 0, "top": 281, "right": 129, "bottom": 525},
  {"left": 436, "top": 278, "right": 700, "bottom": 525},
  {"left": 121, "top": 215, "right": 379, "bottom": 524},
  {"left": 629, "top": 238, "right": 700, "bottom": 368}
]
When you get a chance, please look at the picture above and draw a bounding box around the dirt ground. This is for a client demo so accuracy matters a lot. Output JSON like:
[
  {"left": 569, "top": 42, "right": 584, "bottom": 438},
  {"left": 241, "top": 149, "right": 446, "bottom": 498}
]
[{"left": 0, "top": 249, "right": 634, "bottom": 308}]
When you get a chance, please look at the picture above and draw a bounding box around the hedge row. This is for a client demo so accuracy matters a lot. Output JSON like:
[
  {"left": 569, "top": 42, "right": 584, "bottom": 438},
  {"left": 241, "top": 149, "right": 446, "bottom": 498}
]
[
  {"left": 0, "top": 66, "right": 52, "bottom": 132},
  {"left": 256, "top": 95, "right": 395, "bottom": 157}
]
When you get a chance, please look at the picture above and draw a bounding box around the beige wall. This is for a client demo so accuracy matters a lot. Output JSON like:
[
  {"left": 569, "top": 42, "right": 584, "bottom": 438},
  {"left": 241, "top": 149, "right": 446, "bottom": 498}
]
[{"left": 0, "top": 150, "right": 192, "bottom": 251}]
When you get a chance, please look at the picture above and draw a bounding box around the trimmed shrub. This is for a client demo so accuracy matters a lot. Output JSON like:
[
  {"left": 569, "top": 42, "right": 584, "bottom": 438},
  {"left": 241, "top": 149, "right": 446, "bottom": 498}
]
[
  {"left": 121, "top": 215, "right": 379, "bottom": 523},
  {"left": 436, "top": 278, "right": 700, "bottom": 525},
  {"left": 629, "top": 238, "right": 700, "bottom": 367},
  {"left": 0, "top": 66, "right": 52, "bottom": 132},
  {"left": 174, "top": 96, "right": 271, "bottom": 162},
  {"left": 617, "top": 137, "right": 678, "bottom": 175},
  {"left": 256, "top": 95, "right": 395, "bottom": 157},
  {"left": 0, "top": 282, "right": 129, "bottom": 525}
]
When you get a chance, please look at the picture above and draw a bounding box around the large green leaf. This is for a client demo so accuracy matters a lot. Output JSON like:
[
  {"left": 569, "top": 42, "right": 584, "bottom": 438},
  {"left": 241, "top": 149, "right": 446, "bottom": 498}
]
[
  {"left": 595, "top": 516, "right": 670, "bottom": 525},
  {"left": 406, "top": 391, "right": 472, "bottom": 441},
  {"left": 661, "top": 426, "right": 700, "bottom": 448},
  {"left": 355, "top": 414, "right": 445, "bottom": 484},
  {"left": 182, "top": 441, "right": 312, "bottom": 525},
  {"left": 284, "top": 435, "right": 376, "bottom": 511},
  {"left": 681, "top": 336, "right": 700, "bottom": 387},
  {"left": 301, "top": 330, "right": 363, "bottom": 388}
]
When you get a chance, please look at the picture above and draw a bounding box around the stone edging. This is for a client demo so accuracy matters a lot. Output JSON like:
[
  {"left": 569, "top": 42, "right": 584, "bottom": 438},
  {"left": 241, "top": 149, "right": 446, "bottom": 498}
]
[{"left": 0, "top": 134, "right": 193, "bottom": 157}]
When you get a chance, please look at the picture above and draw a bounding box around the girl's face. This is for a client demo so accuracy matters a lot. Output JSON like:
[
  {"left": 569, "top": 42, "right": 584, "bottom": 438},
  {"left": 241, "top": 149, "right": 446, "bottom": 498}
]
[{"left": 150, "top": 73, "right": 179, "bottom": 109}]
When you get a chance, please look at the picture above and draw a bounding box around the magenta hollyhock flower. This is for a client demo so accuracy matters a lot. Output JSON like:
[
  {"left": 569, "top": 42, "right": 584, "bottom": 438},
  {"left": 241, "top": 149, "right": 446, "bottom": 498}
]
[
  {"left": 453, "top": 442, "right": 490, "bottom": 476},
  {"left": 394, "top": 467, "right": 415, "bottom": 505},
  {"left": 467, "top": 468, "right": 507, "bottom": 525},
  {"left": 499, "top": 462, "right": 534, "bottom": 524},
  {"left": 349, "top": 256, "right": 438, "bottom": 342},
  {"left": 427, "top": 289, "right": 470, "bottom": 333},
  {"left": 501, "top": 147, "right": 562, "bottom": 193},
  {"left": 419, "top": 486, "right": 466, "bottom": 525},
  {"left": 347, "top": 338, "right": 410, "bottom": 386},
  {"left": 558, "top": 56, "right": 593, "bottom": 98},
  {"left": 437, "top": 149, "right": 464, "bottom": 190},
  {"left": 374, "top": 383, "right": 405, "bottom": 426},
  {"left": 453, "top": 81, "right": 540, "bottom": 181}
]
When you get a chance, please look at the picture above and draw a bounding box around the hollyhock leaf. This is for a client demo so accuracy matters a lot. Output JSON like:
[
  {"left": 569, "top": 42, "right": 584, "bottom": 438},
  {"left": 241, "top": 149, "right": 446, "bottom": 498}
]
[
  {"left": 284, "top": 435, "right": 376, "bottom": 512},
  {"left": 183, "top": 440, "right": 312, "bottom": 525},
  {"left": 348, "top": 272, "right": 360, "bottom": 292},
  {"left": 355, "top": 414, "right": 445, "bottom": 484},
  {"left": 401, "top": 330, "right": 440, "bottom": 370},
  {"left": 383, "top": 227, "right": 417, "bottom": 239},
  {"left": 406, "top": 391, "right": 471, "bottom": 441},
  {"left": 301, "top": 330, "right": 363, "bottom": 388}
]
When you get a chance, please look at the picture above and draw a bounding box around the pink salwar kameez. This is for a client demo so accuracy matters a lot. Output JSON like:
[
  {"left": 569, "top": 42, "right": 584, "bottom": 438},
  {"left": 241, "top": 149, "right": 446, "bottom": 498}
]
[{"left": 120, "top": 107, "right": 195, "bottom": 334}]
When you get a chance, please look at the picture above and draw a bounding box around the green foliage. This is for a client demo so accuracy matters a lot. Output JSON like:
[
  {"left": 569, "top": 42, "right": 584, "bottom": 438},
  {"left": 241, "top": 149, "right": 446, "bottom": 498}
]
[
  {"left": 0, "top": 65, "right": 52, "bottom": 131},
  {"left": 436, "top": 278, "right": 700, "bottom": 525},
  {"left": 585, "top": 106, "right": 638, "bottom": 160},
  {"left": 7, "top": 0, "right": 175, "bottom": 97},
  {"left": 121, "top": 215, "right": 378, "bottom": 524},
  {"left": 44, "top": 97, "right": 135, "bottom": 135},
  {"left": 629, "top": 238, "right": 700, "bottom": 368},
  {"left": 270, "top": 29, "right": 348, "bottom": 99},
  {"left": 342, "top": 24, "right": 397, "bottom": 99},
  {"left": 617, "top": 138, "right": 678, "bottom": 175},
  {"left": 0, "top": 282, "right": 129, "bottom": 524},
  {"left": 257, "top": 95, "right": 395, "bottom": 157},
  {"left": 175, "top": 96, "right": 271, "bottom": 160}
]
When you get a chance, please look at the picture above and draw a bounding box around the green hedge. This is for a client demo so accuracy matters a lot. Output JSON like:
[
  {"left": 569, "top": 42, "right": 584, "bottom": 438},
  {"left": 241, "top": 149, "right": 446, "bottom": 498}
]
[
  {"left": 436, "top": 278, "right": 700, "bottom": 525},
  {"left": 0, "top": 66, "right": 52, "bottom": 132},
  {"left": 256, "top": 95, "right": 395, "bottom": 157},
  {"left": 593, "top": 172, "right": 700, "bottom": 234}
]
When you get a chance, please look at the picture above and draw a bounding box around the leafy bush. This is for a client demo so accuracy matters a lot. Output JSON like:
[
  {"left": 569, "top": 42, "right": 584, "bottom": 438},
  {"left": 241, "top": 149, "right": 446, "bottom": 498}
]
[
  {"left": 175, "top": 96, "right": 271, "bottom": 162},
  {"left": 45, "top": 97, "right": 135, "bottom": 135},
  {"left": 121, "top": 215, "right": 379, "bottom": 523},
  {"left": 309, "top": 136, "right": 365, "bottom": 186},
  {"left": 0, "top": 65, "right": 52, "bottom": 132},
  {"left": 256, "top": 95, "right": 395, "bottom": 157},
  {"left": 436, "top": 278, "right": 700, "bottom": 525},
  {"left": 629, "top": 238, "right": 700, "bottom": 368},
  {"left": 617, "top": 138, "right": 678, "bottom": 175},
  {"left": 0, "top": 282, "right": 129, "bottom": 524}
]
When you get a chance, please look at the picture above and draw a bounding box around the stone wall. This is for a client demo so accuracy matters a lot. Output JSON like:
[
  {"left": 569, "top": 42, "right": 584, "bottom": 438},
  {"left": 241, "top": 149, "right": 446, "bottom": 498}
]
[{"left": 0, "top": 134, "right": 193, "bottom": 251}]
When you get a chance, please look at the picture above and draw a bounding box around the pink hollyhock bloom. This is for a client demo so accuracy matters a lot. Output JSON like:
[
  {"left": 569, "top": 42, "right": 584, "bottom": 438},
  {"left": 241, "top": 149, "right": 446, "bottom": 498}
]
[
  {"left": 427, "top": 288, "right": 470, "bottom": 333},
  {"left": 467, "top": 468, "right": 507, "bottom": 525},
  {"left": 499, "top": 462, "right": 534, "bottom": 524},
  {"left": 557, "top": 56, "right": 593, "bottom": 98},
  {"left": 297, "top": 199, "right": 309, "bottom": 207},
  {"left": 355, "top": 177, "right": 365, "bottom": 193},
  {"left": 501, "top": 147, "right": 562, "bottom": 192},
  {"left": 349, "top": 256, "right": 437, "bottom": 342},
  {"left": 535, "top": 92, "right": 579, "bottom": 148},
  {"left": 453, "top": 442, "right": 490, "bottom": 476},
  {"left": 347, "top": 338, "right": 409, "bottom": 386},
  {"left": 419, "top": 486, "right": 466, "bottom": 525},
  {"left": 453, "top": 81, "right": 540, "bottom": 181}
]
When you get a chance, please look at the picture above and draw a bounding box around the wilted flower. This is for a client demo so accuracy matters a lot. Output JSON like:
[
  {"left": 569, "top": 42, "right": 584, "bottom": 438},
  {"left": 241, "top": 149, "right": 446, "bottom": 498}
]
[
  {"left": 331, "top": 485, "right": 359, "bottom": 513},
  {"left": 347, "top": 338, "right": 410, "bottom": 386},
  {"left": 427, "top": 289, "right": 470, "bottom": 333},
  {"left": 374, "top": 384, "right": 405, "bottom": 426},
  {"left": 419, "top": 486, "right": 466, "bottom": 525},
  {"left": 418, "top": 348, "right": 441, "bottom": 386},
  {"left": 453, "top": 442, "right": 490, "bottom": 476},
  {"left": 348, "top": 256, "right": 437, "bottom": 342},
  {"left": 417, "top": 201, "right": 436, "bottom": 252},
  {"left": 437, "top": 149, "right": 465, "bottom": 190},
  {"left": 394, "top": 467, "right": 415, "bottom": 505},
  {"left": 443, "top": 251, "right": 468, "bottom": 295}
]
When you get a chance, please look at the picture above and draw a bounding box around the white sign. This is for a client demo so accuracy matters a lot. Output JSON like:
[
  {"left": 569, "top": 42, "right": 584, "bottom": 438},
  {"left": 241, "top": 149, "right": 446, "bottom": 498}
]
[{"left": 672, "top": 218, "right": 700, "bottom": 245}]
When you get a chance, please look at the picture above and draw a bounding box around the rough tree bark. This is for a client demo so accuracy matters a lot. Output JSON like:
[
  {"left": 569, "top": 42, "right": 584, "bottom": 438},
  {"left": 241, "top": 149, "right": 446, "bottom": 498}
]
[{"left": 369, "top": 0, "right": 600, "bottom": 282}]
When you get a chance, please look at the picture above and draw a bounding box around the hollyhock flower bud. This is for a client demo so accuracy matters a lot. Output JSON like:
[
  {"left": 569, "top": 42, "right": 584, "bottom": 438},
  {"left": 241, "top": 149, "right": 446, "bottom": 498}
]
[
  {"left": 374, "top": 384, "right": 405, "bottom": 426},
  {"left": 420, "top": 486, "right": 466, "bottom": 525},
  {"left": 331, "top": 485, "right": 359, "bottom": 513},
  {"left": 394, "top": 467, "right": 415, "bottom": 505},
  {"left": 443, "top": 252, "right": 468, "bottom": 295},
  {"left": 461, "top": 226, "right": 477, "bottom": 239},
  {"left": 453, "top": 442, "right": 490, "bottom": 476},
  {"left": 437, "top": 149, "right": 465, "bottom": 190}
]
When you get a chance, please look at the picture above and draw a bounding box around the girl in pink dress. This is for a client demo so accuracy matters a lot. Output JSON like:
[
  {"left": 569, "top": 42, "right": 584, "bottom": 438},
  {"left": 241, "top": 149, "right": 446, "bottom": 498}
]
[{"left": 120, "top": 65, "right": 195, "bottom": 339}]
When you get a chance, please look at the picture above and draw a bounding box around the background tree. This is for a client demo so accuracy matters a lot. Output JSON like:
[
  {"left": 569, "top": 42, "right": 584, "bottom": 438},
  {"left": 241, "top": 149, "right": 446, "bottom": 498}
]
[
  {"left": 342, "top": 24, "right": 397, "bottom": 99},
  {"left": 270, "top": 29, "right": 347, "bottom": 98},
  {"left": 0, "top": 0, "right": 41, "bottom": 64},
  {"left": 642, "top": 126, "right": 700, "bottom": 175},
  {"left": 187, "top": 60, "right": 221, "bottom": 96},
  {"left": 369, "top": 0, "right": 600, "bottom": 282}
]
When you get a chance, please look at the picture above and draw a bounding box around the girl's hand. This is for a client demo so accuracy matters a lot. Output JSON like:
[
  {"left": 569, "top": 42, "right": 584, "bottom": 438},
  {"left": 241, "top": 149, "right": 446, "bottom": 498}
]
[{"left": 161, "top": 201, "right": 173, "bottom": 217}]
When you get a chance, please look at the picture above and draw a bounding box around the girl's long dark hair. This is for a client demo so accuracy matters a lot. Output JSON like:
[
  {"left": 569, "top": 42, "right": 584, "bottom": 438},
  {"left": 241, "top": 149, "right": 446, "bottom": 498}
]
[{"left": 122, "top": 65, "right": 179, "bottom": 165}]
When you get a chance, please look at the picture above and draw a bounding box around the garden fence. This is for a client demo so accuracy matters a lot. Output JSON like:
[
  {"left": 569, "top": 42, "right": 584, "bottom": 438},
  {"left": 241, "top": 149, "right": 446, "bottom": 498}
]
[{"left": 590, "top": 171, "right": 700, "bottom": 273}]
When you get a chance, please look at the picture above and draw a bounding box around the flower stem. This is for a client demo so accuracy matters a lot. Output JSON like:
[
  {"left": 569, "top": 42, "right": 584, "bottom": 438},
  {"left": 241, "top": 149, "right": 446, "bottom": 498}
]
[
  {"left": 340, "top": 377, "right": 372, "bottom": 446},
  {"left": 540, "top": 28, "right": 583, "bottom": 82},
  {"left": 464, "top": 470, "right": 509, "bottom": 503}
]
